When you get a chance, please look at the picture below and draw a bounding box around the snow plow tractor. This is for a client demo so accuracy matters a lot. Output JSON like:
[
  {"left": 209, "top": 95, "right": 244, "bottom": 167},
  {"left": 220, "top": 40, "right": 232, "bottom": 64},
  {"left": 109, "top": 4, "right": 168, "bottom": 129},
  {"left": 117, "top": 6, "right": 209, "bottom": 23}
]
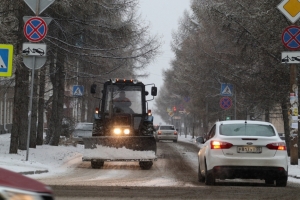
[{"left": 82, "top": 79, "right": 158, "bottom": 170}]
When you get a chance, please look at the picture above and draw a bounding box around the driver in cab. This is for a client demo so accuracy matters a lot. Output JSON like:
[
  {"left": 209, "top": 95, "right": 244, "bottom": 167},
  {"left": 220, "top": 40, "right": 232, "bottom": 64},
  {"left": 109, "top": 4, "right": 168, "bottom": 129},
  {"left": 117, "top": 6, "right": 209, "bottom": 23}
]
[{"left": 113, "top": 91, "right": 132, "bottom": 113}]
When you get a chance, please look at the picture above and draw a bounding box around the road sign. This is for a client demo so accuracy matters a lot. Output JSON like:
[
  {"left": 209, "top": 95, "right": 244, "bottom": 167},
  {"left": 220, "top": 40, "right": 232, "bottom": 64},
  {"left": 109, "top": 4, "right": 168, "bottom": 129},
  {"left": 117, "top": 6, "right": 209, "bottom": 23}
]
[
  {"left": 24, "top": 0, "right": 55, "bottom": 15},
  {"left": 220, "top": 97, "right": 232, "bottom": 110},
  {"left": 277, "top": 0, "right": 300, "bottom": 24},
  {"left": 24, "top": 17, "right": 47, "bottom": 42},
  {"left": 22, "top": 43, "right": 46, "bottom": 56},
  {"left": 281, "top": 26, "right": 300, "bottom": 50},
  {"left": 281, "top": 51, "right": 300, "bottom": 63},
  {"left": 23, "top": 56, "right": 47, "bottom": 70},
  {"left": 73, "top": 85, "right": 84, "bottom": 96},
  {"left": 220, "top": 83, "right": 233, "bottom": 96},
  {"left": 0, "top": 44, "right": 13, "bottom": 77},
  {"left": 23, "top": 16, "right": 52, "bottom": 25}
]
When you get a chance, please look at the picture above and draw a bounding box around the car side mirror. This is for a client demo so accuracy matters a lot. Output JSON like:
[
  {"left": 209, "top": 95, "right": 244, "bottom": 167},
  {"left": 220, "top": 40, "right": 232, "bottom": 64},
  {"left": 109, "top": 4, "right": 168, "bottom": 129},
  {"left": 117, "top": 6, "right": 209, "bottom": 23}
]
[
  {"left": 196, "top": 136, "right": 205, "bottom": 144},
  {"left": 91, "top": 84, "right": 97, "bottom": 94},
  {"left": 151, "top": 86, "right": 157, "bottom": 96}
]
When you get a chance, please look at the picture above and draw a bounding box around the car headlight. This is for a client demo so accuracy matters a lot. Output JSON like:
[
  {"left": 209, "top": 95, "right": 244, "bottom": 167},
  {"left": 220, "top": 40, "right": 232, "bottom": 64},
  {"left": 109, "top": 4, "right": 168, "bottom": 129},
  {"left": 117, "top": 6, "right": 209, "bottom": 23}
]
[
  {"left": 0, "top": 187, "right": 44, "bottom": 200},
  {"left": 113, "top": 128, "right": 122, "bottom": 134}
]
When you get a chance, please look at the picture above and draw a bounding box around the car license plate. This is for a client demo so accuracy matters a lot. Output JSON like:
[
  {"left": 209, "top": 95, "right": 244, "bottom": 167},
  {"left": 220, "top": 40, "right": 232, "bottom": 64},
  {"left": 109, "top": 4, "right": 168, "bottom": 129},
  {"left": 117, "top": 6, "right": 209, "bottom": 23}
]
[{"left": 237, "top": 146, "right": 262, "bottom": 153}]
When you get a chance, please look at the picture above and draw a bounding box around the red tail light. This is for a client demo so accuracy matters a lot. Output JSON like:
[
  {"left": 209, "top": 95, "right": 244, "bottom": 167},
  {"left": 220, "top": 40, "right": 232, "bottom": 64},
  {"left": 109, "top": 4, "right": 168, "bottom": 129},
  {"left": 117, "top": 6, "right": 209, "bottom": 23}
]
[
  {"left": 157, "top": 131, "right": 161, "bottom": 135},
  {"left": 174, "top": 131, "right": 178, "bottom": 135},
  {"left": 266, "top": 142, "right": 286, "bottom": 150},
  {"left": 210, "top": 141, "right": 233, "bottom": 149}
]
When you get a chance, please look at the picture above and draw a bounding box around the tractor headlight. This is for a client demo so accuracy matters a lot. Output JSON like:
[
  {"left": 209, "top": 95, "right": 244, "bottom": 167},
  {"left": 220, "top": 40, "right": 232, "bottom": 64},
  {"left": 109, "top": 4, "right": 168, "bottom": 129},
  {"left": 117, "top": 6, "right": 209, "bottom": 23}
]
[
  {"left": 124, "top": 129, "right": 130, "bottom": 135},
  {"left": 113, "top": 128, "right": 121, "bottom": 134}
]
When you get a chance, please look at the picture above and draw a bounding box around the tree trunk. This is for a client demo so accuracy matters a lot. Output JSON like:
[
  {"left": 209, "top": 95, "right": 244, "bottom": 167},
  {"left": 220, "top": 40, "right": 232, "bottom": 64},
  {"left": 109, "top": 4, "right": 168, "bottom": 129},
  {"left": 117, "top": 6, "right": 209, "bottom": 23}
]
[
  {"left": 265, "top": 108, "right": 270, "bottom": 122},
  {"left": 37, "top": 67, "right": 46, "bottom": 145},
  {"left": 282, "top": 100, "right": 290, "bottom": 156},
  {"left": 48, "top": 54, "right": 57, "bottom": 145},
  {"left": 9, "top": 1, "right": 29, "bottom": 153},
  {"left": 48, "top": 52, "right": 65, "bottom": 146}
]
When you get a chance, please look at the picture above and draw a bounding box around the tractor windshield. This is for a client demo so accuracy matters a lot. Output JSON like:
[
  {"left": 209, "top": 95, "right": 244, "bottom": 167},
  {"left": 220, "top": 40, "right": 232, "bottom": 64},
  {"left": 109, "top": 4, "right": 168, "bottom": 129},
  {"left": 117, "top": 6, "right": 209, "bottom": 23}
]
[{"left": 104, "top": 85, "right": 143, "bottom": 114}]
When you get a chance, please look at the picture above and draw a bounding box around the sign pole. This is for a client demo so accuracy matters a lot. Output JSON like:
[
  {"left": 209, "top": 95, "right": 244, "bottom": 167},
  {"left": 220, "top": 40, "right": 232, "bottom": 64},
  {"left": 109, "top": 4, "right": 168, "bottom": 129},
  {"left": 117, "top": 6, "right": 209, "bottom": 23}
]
[
  {"left": 290, "top": 64, "right": 298, "bottom": 165},
  {"left": 36, "top": 0, "right": 40, "bottom": 15},
  {"left": 23, "top": 0, "right": 55, "bottom": 161},
  {"left": 26, "top": 56, "right": 36, "bottom": 161}
]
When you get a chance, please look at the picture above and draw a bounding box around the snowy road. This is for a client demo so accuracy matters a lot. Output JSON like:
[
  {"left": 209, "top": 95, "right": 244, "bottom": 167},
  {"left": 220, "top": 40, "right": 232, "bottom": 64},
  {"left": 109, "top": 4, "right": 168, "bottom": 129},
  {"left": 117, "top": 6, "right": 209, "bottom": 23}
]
[
  {"left": 37, "top": 141, "right": 200, "bottom": 187},
  {"left": 36, "top": 140, "right": 300, "bottom": 199}
]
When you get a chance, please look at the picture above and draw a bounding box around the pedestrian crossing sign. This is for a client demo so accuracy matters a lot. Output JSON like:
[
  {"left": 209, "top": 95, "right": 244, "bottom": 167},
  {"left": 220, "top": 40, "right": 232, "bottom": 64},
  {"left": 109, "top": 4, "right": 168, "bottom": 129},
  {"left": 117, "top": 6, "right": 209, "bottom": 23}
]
[
  {"left": 73, "top": 85, "right": 84, "bottom": 96},
  {"left": 0, "top": 44, "right": 13, "bottom": 77},
  {"left": 220, "top": 83, "right": 233, "bottom": 96}
]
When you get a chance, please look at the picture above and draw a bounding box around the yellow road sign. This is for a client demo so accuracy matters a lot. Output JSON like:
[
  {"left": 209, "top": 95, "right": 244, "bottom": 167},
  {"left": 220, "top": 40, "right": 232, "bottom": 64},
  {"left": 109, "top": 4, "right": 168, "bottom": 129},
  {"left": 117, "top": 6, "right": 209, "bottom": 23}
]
[
  {"left": 0, "top": 44, "right": 13, "bottom": 77},
  {"left": 278, "top": 0, "right": 300, "bottom": 23}
]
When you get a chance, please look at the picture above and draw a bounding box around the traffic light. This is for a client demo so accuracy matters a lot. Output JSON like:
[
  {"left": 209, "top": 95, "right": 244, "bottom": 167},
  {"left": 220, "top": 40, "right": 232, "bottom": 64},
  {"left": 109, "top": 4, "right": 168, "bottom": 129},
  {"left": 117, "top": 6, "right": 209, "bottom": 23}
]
[{"left": 173, "top": 106, "right": 177, "bottom": 112}]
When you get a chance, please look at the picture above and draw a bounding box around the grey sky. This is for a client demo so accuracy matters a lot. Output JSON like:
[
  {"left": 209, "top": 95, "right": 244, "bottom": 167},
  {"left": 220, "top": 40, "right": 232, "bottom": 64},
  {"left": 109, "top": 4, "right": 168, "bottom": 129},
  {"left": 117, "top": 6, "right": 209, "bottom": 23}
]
[{"left": 137, "top": 0, "right": 191, "bottom": 125}]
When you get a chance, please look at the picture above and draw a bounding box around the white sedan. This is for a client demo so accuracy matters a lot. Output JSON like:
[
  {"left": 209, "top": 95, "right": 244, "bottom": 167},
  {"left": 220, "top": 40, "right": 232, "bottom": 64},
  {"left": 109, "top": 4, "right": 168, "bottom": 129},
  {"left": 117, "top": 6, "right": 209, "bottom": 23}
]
[{"left": 197, "top": 120, "right": 288, "bottom": 186}]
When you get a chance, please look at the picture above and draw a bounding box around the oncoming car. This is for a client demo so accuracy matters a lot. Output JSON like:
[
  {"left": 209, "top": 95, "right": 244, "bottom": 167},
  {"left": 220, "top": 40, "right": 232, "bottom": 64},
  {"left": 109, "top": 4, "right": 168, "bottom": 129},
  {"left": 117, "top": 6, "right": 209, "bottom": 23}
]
[
  {"left": 155, "top": 125, "right": 178, "bottom": 142},
  {"left": 197, "top": 120, "right": 288, "bottom": 186},
  {"left": 72, "top": 122, "right": 93, "bottom": 144}
]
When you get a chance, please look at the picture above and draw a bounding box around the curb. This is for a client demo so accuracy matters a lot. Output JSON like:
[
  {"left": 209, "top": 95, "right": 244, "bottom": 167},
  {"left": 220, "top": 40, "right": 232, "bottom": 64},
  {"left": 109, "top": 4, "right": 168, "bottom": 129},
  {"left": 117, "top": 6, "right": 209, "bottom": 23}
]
[{"left": 20, "top": 169, "right": 48, "bottom": 175}]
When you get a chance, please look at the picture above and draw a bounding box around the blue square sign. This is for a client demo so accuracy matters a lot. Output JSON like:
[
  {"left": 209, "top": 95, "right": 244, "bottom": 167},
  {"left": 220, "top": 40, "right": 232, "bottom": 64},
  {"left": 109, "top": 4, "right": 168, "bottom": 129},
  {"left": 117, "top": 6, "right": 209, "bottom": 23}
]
[
  {"left": 220, "top": 83, "right": 233, "bottom": 96},
  {"left": 73, "top": 85, "right": 84, "bottom": 96},
  {"left": 0, "top": 44, "right": 13, "bottom": 77}
]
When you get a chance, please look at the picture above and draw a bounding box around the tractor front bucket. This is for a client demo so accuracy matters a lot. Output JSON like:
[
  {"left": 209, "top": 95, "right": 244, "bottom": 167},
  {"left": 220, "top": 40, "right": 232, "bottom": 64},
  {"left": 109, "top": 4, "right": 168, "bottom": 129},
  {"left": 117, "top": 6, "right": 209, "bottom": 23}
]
[{"left": 82, "top": 136, "right": 157, "bottom": 161}]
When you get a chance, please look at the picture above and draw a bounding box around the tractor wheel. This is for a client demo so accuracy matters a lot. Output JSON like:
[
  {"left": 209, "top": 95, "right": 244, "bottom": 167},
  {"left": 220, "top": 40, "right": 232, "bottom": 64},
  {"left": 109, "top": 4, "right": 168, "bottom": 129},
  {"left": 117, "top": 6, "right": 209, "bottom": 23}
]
[
  {"left": 139, "top": 161, "right": 153, "bottom": 170},
  {"left": 92, "top": 119, "right": 103, "bottom": 136},
  {"left": 91, "top": 160, "right": 104, "bottom": 169},
  {"left": 141, "top": 122, "right": 154, "bottom": 136}
]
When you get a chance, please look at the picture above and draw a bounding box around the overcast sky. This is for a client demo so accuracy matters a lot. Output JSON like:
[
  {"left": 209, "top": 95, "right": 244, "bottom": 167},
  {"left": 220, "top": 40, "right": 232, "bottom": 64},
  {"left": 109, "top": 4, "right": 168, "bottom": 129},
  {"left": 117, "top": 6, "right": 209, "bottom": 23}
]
[{"left": 137, "top": 0, "right": 192, "bottom": 125}]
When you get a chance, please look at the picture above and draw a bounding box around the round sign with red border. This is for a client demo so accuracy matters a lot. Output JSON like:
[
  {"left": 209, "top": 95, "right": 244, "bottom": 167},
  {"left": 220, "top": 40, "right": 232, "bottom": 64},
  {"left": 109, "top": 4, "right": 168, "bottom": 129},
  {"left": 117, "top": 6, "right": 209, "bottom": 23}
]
[
  {"left": 220, "top": 97, "right": 232, "bottom": 110},
  {"left": 281, "top": 25, "right": 300, "bottom": 50},
  {"left": 23, "top": 17, "right": 48, "bottom": 42}
]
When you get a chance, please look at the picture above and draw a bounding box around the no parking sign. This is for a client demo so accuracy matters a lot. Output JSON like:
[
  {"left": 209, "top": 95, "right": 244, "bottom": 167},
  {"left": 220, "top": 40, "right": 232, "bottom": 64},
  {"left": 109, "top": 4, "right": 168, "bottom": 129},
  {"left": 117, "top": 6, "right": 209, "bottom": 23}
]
[
  {"left": 23, "top": 17, "right": 48, "bottom": 42},
  {"left": 220, "top": 97, "right": 232, "bottom": 110}
]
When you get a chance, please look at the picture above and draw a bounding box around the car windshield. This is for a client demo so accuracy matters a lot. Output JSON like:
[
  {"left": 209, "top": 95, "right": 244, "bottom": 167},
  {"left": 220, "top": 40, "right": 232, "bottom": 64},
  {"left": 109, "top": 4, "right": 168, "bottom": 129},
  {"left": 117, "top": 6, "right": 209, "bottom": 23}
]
[
  {"left": 75, "top": 123, "right": 93, "bottom": 131},
  {"left": 104, "top": 85, "right": 142, "bottom": 114},
  {"left": 220, "top": 124, "right": 276, "bottom": 137},
  {"left": 160, "top": 126, "right": 175, "bottom": 130}
]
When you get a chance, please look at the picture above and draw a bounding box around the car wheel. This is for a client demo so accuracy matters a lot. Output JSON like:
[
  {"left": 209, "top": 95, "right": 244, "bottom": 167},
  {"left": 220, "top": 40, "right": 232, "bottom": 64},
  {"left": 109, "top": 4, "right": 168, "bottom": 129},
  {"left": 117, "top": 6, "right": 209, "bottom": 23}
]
[
  {"left": 276, "top": 176, "right": 287, "bottom": 187},
  {"left": 139, "top": 161, "right": 153, "bottom": 170},
  {"left": 173, "top": 140, "right": 177, "bottom": 143},
  {"left": 198, "top": 164, "right": 205, "bottom": 182},
  {"left": 265, "top": 178, "right": 274, "bottom": 185},
  {"left": 204, "top": 161, "right": 215, "bottom": 185},
  {"left": 91, "top": 160, "right": 104, "bottom": 169}
]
